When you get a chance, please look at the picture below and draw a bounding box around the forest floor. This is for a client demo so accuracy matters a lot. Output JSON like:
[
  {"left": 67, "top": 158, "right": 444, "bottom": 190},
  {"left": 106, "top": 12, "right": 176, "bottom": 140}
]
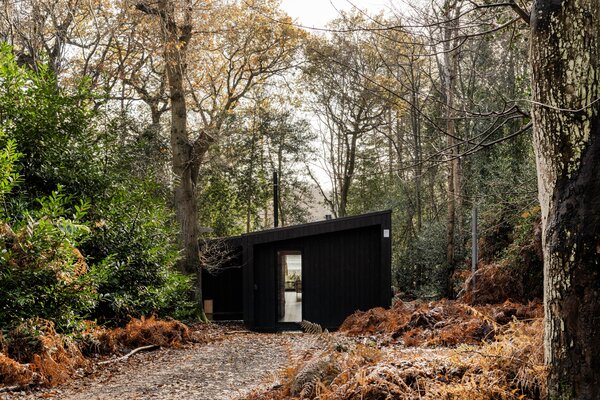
[
  {"left": 244, "top": 300, "right": 546, "bottom": 400},
  {"left": 2, "top": 325, "right": 318, "bottom": 400},
  {"left": 0, "top": 300, "right": 545, "bottom": 400}
]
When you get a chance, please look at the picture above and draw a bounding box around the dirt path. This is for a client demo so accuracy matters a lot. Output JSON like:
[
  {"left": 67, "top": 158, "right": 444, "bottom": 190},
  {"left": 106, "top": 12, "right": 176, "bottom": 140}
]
[{"left": 6, "top": 332, "right": 316, "bottom": 400}]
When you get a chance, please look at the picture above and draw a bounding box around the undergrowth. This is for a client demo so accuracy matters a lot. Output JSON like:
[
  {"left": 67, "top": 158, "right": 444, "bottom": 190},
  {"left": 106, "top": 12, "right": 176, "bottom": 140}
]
[
  {"left": 245, "top": 301, "right": 546, "bottom": 400},
  {"left": 79, "top": 316, "right": 193, "bottom": 356},
  {"left": 0, "top": 316, "right": 205, "bottom": 388},
  {"left": 339, "top": 299, "right": 541, "bottom": 346},
  {"left": 0, "top": 318, "right": 87, "bottom": 387},
  {"left": 460, "top": 207, "right": 543, "bottom": 305}
]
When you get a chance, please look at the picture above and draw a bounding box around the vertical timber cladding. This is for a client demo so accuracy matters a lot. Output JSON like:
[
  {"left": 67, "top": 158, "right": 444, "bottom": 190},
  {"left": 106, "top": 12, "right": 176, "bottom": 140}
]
[
  {"left": 243, "top": 210, "right": 392, "bottom": 330},
  {"left": 202, "top": 264, "right": 243, "bottom": 320},
  {"left": 201, "top": 237, "right": 244, "bottom": 320},
  {"left": 301, "top": 225, "right": 382, "bottom": 327}
]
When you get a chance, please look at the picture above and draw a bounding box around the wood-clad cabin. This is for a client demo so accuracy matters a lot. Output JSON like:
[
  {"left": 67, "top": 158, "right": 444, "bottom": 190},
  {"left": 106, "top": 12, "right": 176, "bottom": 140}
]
[{"left": 202, "top": 210, "right": 392, "bottom": 330}]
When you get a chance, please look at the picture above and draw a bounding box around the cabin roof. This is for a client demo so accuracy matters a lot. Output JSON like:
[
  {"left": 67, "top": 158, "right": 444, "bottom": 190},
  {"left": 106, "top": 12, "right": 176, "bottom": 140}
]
[
  {"left": 241, "top": 209, "right": 391, "bottom": 245},
  {"left": 208, "top": 210, "right": 391, "bottom": 247}
]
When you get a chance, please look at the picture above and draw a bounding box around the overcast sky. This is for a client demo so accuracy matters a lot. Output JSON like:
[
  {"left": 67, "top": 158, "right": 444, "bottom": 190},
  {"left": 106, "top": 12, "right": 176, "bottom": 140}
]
[
  {"left": 277, "top": 0, "right": 399, "bottom": 196},
  {"left": 280, "top": 0, "right": 394, "bottom": 29}
]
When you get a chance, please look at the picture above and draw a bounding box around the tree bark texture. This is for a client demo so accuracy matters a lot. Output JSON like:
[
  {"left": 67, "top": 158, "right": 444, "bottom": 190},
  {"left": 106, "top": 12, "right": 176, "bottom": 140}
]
[
  {"left": 148, "top": 0, "right": 206, "bottom": 315},
  {"left": 531, "top": 1, "right": 600, "bottom": 398}
]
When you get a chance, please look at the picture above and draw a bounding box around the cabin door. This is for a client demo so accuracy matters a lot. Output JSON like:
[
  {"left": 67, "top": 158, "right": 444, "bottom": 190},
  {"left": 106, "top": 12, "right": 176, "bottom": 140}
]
[{"left": 277, "top": 251, "right": 302, "bottom": 322}]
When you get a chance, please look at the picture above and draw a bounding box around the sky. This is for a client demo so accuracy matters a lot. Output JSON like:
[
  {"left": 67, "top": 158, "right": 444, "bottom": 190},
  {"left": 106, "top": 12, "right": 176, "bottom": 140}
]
[
  {"left": 277, "top": 0, "right": 398, "bottom": 200},
  {"left": 279, "top": 0, "right": 394, "bottom": 29}
]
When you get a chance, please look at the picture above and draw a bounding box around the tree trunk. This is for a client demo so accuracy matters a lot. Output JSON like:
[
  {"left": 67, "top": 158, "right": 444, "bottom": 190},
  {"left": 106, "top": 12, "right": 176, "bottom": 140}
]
[
  {"left": 442, "top": 0, "right": 460, "bottom": 299},
  {"left": 145, "top": 0, "right": 206, "bottom": 319},
  {"left": 411, "top": 87, "right": 422, "bottom": 232},
  {"left": 277, "top": 143, "right": 285, "bottom": 226},
  {"left": 531, "top": 2, "right": 600, "bottom": 398},
  {"left": 245, "top": 124, "right": 257, "bottom": 233},
  {"left": 338, "top": 128, "right": 359, "bottom": 218},
  {"left": 445, "top": 147, "right": 456, "bottom": 298},
  {"left": 395, "top": 113, "right": 404, "bottom": 179},
  {"left": 388, "top": 108, "right": 394, "bottom": 182}
]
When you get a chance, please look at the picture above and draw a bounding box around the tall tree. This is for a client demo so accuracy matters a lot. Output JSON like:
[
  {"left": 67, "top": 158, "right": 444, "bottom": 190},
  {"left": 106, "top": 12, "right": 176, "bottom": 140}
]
[
  {"left": 440, "top": 0, "right": 462, "bottom": 298},
  {"left": 530, "top": 1, "right": 600, "bottom": 398},
  {"left": 0, "top": 0, "right": 79, "bottom": 74},
  {"left": 135, "top": 0, "right": 206, "bottom": 315},
  {"left": 0, "top": 0, "right": 129, "bottom": 95},
  {"left": 304, "top": 13, "right": 393, "bottom": 217},
  {"left": 199, "top": 94, "right": 314, "bottom": 235},
  {"left": 134, "top": 0, "right": 302, "bottom": 315},
  {"left": 185, "top": 0, "right": 303, "bottom": 142}
]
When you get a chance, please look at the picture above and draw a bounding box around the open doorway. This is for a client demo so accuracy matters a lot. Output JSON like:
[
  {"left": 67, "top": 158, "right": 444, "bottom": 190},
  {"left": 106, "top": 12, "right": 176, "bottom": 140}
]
[{"left": 277, "top": 251, "right": 302, "bottom": 322}]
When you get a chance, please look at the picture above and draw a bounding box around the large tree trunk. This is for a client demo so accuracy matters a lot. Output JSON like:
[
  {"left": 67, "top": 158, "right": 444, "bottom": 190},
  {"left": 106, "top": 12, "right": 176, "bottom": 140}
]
[
  {"left": 142, "top": 0, "right": 206, "bottom": 319},
  {"left": 530, "top": 1, "right": 600, "bottom": 398}
]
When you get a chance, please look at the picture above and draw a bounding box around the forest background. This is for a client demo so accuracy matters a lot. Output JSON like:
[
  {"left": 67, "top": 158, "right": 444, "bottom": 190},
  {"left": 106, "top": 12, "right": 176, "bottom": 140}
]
[{"left": 0, "top": 0, "right": 541, "bottom": 329}]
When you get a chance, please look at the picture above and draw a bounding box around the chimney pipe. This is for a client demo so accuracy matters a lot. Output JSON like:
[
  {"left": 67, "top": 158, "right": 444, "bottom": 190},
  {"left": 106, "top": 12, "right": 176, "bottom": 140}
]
[{"left": 273, "top": 171, "right": 279, "bottom": 228}]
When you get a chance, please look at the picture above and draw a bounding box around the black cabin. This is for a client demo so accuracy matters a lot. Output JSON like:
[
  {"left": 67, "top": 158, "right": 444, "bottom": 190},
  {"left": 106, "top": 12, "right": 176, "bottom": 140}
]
[{"left": 202, "top": 210, "right": 392, "bottom": 330}]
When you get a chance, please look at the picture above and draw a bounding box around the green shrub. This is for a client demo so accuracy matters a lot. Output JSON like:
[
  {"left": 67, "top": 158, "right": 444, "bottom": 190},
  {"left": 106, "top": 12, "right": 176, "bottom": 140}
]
[
  {"left": 0, "top": 43, "right": 195, "bottom": 331},
  {"left": 0, "top": 44, "right": 107, "bottom": 206},
  {"left": 85, "top": 182, "right": 195, "bottom": 324},
  {"left": 0, "top": 189, "right": 97, "bottom": 332}
]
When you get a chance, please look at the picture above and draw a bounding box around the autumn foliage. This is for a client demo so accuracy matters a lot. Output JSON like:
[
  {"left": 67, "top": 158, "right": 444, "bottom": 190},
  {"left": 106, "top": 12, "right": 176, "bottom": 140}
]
[
  {"left": 82, "top": 316, "right": 192, "bottom": 355},
  {"left": 0, "top": 316, "right": 205, "bottom": 388},
  {"left": 246, "top": 300, "right": 545, "bottom": 400},
  {"left": 0, "top": 319, "right": 87, "bottom": 387},
  {"left": 339, "top": 299, "right": 542, "bottom": 346}
]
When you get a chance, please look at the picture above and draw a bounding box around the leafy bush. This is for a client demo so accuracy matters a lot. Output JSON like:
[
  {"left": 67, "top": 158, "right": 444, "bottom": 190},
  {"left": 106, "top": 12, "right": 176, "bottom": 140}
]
[
  {"left": 0, "top": 189, "right": 97, "bottom": 332},
  {"left": 0, "top": 132, "right": 21, "bottom": 212},
  {"left": 85, "top": 182, "right": 195, "bottom": 323},
  {"left": 0, "top": 44, "right": 195, "bottom": 332},
  {"left": 0, "top": 44, "right": 106, "bottom": 205}
]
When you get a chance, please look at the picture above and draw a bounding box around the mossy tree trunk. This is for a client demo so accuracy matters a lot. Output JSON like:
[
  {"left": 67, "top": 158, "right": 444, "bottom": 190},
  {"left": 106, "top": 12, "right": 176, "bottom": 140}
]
[{"left": 530, "top": 1, "right": 600, "bottom": 398}]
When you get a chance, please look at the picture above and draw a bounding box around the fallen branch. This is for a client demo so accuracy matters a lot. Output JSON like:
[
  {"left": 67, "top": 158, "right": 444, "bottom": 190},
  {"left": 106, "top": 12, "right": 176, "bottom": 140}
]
[{"left": 98, "top": 345, "right": 159, "bottom": 365}]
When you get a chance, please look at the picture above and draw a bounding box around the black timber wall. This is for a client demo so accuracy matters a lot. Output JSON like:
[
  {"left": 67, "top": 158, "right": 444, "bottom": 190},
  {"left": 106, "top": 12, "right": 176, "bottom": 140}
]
[
  {"left": 244, "top": 211, "right": 392, "bottom": 330},
  {"left": 202, "top": 266, "right": 243, "bottom": 320},
  {"left": 201, "top": 239, "right": 244, "bottom": 320}
]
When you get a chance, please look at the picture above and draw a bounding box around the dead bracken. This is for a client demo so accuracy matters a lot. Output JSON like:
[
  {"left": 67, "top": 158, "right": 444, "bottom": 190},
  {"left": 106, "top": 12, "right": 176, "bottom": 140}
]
[
  {"left": 244, "top": 300, "right": 545, "bottom": 400},
  {"left": 0, "top": 316, "right": 211, "bottom": 390}
]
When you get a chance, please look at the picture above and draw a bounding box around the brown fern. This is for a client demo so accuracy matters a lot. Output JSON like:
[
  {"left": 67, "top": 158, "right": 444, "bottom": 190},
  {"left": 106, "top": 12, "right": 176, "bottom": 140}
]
[
  {"left": 290, "top": 353, "right": 340, "bottom": 398},
  {"left": 299, "top": 320, "right": 323, "bottom": 335}
]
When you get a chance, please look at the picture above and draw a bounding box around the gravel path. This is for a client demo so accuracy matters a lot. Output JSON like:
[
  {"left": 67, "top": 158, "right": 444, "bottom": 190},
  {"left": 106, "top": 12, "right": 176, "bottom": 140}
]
[{"left": 4, "top": 331, "right": 316, "bottom": 400}]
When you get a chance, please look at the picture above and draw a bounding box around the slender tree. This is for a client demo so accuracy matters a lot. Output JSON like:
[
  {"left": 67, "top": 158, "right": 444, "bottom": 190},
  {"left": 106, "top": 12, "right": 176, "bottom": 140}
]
[
  {"left": 304, "top": 13, "right": 392, "bottom": 217},
  {"left": 440, "top": 0, "right": 462, "bottom": 298}
]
